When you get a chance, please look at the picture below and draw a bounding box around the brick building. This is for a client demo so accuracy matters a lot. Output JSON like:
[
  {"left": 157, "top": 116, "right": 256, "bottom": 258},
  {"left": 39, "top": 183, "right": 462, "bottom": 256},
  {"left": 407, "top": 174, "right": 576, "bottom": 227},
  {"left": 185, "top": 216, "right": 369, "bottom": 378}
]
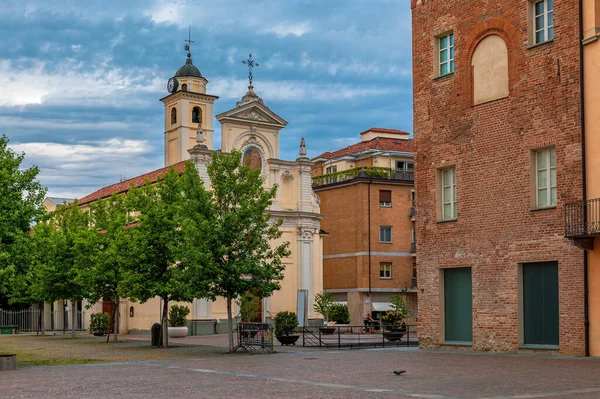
[
  {"left": 311, "top": 128, "right": 416, "bottom": 325},
  {"left": 412, "top": 0, "right": 587, "bottom": 355}
]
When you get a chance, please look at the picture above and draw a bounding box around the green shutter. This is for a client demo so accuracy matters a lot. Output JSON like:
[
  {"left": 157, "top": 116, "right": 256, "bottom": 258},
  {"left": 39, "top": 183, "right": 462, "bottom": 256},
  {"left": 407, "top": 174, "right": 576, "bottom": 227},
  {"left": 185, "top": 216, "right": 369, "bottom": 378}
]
[
  {"left": 444, "top": 267, "right": 473, "bottom": 342},
  {"left": 523, "top": 262, "right": 559, "bottom": 346}
]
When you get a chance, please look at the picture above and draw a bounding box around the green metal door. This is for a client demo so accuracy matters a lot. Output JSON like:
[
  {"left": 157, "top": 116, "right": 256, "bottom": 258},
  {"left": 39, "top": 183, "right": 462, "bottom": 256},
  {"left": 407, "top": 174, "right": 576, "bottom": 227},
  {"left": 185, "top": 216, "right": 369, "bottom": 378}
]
[
  {"left": 523, "top": 262, "right": 559, "bottom": 346},
  {"left": 444, "top": 267, "right": 472, "bottom": 342}
]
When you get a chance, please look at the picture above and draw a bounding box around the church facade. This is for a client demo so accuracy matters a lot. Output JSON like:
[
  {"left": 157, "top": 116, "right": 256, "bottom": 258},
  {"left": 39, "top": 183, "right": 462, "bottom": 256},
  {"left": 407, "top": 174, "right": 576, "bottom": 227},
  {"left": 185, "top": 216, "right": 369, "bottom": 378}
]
[{"left": 45, "top": 51, "right": 324, "bottom": 334}]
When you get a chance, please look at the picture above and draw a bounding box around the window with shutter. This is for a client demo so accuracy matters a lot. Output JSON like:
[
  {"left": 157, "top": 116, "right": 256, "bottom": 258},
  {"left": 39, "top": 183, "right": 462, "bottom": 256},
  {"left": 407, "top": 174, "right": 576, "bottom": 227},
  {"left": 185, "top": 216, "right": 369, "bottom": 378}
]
[{"left": 379, "top": 190, "right": 392, "bottom": 207}]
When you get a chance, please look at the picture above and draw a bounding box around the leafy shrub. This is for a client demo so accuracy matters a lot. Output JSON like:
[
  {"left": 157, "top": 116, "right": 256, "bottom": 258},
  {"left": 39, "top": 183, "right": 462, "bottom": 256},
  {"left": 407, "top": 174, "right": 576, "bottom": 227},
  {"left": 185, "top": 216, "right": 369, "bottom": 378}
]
[
  {"left": 273, "top": 311, "right": 298, "bottom": 336},
  {"left": 381, "top": 310, "right": 406, "bottom": 331},
  {"left": 328, "top": 303, "right": 350, "bottom": 324},
  {"left": 168, "top": 305, "right": 190, "bottom": 327},
  {"left": 389, "top": 295, "right": 409, "bottom": 319},
  {"left": 89, "top": 312, "right": 111, "bottom": 334},
  {"left": 238, "top": 293, "right": 261, "bottom": 322},
  {"left": 381, "top": 295, "right": 409, "bottom": 331},
  {"left": 313, "top": 291, "right": 333, "bottom": 320}
]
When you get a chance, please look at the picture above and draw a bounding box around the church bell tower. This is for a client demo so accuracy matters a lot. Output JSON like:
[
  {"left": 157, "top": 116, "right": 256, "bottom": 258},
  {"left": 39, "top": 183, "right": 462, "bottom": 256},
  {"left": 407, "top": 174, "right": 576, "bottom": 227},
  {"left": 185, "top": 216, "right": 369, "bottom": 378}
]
[{"left": 160, "top": 32, "right": 219, "bottom": 166}]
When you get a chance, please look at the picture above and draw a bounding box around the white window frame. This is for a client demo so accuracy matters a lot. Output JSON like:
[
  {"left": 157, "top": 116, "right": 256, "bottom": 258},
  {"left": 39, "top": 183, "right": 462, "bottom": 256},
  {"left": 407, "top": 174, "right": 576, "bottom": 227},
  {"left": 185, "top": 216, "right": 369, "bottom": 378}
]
[
  {"left": 380, "top": 226, "right": 392, "bottom": 243},
  {"left": 441, "top": 167, "right": 457, "bottom": 220},
  {"left": 533, "top": 0, "right": 554, "bottom": 44},
  {"left": 438, "top": 33, "right": 455, "bottom": 76},
  {"left": 535, "top": 147, "right": 556, "bottom": 208},
  {"left": 380, "top": 263, "right": 392, "bottom": 279}
]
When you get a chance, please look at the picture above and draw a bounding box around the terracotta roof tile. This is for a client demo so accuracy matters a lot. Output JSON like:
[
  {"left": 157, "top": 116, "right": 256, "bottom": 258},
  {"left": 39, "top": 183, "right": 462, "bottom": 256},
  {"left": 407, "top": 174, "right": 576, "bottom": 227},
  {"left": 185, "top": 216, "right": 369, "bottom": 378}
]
[
  {"left": 312, "top": 137, "right": 413, "bottom": 161},
  {"left": 359, "top": 127, "right": 411, "bottom": 136},
  {"left": 78, "top": 161, "right": 187, "bottom": 205}
]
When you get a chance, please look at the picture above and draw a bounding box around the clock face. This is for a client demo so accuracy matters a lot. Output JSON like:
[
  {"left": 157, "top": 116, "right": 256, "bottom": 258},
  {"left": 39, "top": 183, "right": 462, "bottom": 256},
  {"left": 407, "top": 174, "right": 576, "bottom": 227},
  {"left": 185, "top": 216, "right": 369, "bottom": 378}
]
[{"left": 167, "top": 78, "right": 179, "bottom": 93}]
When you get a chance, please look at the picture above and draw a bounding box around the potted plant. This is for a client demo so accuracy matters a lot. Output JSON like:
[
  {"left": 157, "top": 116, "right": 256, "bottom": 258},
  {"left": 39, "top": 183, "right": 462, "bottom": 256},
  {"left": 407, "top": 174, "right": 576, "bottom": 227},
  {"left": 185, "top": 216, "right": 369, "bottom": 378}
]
[
  {"left": 314, "top": 292, "right": 336, "bottom": 334},
  {"left": 381, "top": 295, "right": 409, "bottom": 341},
  {"left": 168, "top": 305, "right": 190, "bottom": 338},
  {"left": 89, "top": 312, "right": 111, "bottom": 336},
  {"left": 273, "top": 311, "right": 299, "bottom": 346},
  {"left": 328, "top": 303, "right": 350, "bottom": 324}
]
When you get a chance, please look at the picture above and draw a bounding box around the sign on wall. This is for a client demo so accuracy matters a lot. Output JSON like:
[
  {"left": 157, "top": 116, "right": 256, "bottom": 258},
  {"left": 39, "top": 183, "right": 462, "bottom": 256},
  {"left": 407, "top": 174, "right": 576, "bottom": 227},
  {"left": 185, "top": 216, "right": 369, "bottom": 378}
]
[{"left": 297, "top": 289, "right": 308, "bottom": 327}]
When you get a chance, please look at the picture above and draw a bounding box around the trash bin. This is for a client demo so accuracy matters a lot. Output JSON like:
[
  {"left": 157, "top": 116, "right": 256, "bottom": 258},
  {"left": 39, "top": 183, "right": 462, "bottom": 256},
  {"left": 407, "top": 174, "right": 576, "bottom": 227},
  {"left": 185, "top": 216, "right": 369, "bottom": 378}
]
[{"left": 151, "top": 323, "right": 161, "bottom": 347}]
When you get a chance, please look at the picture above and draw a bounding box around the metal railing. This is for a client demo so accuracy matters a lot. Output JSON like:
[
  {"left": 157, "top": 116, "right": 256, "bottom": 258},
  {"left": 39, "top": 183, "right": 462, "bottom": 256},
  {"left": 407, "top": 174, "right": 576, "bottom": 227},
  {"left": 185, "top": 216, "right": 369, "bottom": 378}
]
[
  {"left": 0, "top": 308, "right": 87, "bottom": 333},
  {"left": 411, "top": 242, "right": 417, "bottom": 254},
  {"left": 411, "top": 206, "right": 415, "bottom": 218},
  {"left": 301, "top": 324, "right": 418, "bottom": 349},
  {"left": 564, "top": 198, "right": 600, "bottom": 238},
  {"left": 235, "top": 322, "right": 274, "bottom": 353},
  {"left": 312, "top": 167, "right": 414, "bottom": 187}
]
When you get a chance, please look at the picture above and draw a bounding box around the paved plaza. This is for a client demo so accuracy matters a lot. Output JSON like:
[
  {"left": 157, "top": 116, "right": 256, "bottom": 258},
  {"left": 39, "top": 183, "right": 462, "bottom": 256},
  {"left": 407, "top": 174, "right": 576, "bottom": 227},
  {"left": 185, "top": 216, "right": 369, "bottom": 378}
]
[{"left": 2, "top": 343, "right": 600, "bottom": 399}]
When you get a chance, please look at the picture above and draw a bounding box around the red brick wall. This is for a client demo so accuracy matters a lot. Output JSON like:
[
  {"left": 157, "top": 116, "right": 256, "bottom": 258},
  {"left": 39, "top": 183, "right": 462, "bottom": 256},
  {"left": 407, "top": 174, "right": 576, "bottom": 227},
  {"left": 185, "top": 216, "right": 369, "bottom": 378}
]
[{"left": 412, "top": 0, "right": 585, "bottom": 355}]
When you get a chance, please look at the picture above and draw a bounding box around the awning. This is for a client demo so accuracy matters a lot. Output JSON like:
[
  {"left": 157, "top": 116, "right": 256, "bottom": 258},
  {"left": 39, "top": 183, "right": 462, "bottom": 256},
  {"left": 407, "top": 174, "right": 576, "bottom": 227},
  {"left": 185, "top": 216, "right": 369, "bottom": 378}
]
[{"left": 372, "top": 302, "right": 392, "bottom": 312}]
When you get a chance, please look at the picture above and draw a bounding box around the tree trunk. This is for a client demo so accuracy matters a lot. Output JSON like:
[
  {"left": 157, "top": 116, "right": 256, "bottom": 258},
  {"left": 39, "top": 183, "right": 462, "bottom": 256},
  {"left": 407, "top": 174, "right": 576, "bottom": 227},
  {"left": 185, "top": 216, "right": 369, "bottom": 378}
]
[
  {"left": 226, "top": 296, "right": 234, "bottom": 352},
  {"left": 161, "top": 298, "right": 169, "bottom": 348},
  {"left": 114, "top": 297, "right": 119, "bottom": 342},
  {"left": 37, "top": 303, "right": 43, "bottom": 336},
  {"left": 71, "top": 300, "right": 76, "bottom": 338},
  {"left": 106, "top": 302, "right": 117, "bottom": 343}
]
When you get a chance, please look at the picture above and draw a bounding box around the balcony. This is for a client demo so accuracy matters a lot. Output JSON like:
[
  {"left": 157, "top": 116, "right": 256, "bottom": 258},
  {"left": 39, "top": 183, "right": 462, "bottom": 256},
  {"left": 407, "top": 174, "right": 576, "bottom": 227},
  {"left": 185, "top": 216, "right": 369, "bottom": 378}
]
[
  {"left": 564, "top": 198, "right": 600, "bottom": 249},
  {"left": 312, "top": 166, "right": 414, "bottom": 187}
]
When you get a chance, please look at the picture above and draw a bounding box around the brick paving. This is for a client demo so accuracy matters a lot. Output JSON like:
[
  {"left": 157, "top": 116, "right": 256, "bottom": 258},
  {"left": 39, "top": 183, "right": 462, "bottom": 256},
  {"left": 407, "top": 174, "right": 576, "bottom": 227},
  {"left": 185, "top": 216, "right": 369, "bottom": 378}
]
[{"left": 2, "top": 345, "right": 600, "bottom": 398}]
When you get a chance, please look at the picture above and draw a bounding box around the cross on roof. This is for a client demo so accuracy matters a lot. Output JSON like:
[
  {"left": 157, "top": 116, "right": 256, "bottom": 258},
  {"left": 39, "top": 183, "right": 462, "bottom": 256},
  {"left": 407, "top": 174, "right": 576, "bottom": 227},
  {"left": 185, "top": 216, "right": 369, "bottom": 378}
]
[
  {"left": 184, "top": 26, "right": 194, "bottom": 54},
  {"left": 242, "top": 53, "right": 259, "bottom": 85}
]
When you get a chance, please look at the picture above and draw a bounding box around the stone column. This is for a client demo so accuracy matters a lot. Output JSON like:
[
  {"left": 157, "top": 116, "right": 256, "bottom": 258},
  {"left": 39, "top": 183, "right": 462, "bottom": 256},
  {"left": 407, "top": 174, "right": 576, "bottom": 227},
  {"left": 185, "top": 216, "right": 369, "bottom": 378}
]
[
  {"left": 188, "top": 143, "right": 212, "bottom": 190},
  {"left": 298, "top": 225, "right": 318, "bottom": 318}
]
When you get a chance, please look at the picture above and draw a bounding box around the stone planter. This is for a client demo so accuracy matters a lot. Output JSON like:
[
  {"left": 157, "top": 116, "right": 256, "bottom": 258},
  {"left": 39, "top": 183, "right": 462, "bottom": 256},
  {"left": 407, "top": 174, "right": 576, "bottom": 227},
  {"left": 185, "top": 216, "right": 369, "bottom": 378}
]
[
  {"left": 319, "top": 327, "right": 336, "bottom": 335},
  {"left": 276, "top": 335, "right": 300, "bottom": 346},
  {"left": 383, "top": 326, "right": 406, "bottom": 342},
  {"left": 168, "top": 326, "right": 188, "bottom": 338},
  {"left": 0, "top": 354, "right": 16, "bottom": 371}
]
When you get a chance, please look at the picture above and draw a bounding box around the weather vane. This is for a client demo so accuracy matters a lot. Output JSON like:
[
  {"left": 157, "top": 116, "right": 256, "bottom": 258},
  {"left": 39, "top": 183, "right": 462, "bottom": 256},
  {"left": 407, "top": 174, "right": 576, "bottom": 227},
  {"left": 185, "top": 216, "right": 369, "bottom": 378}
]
[
  {"left": 184, "top": 26, "right": 194, "bottom": 56},
  {"left": 242, "top": 53, "right": 259, "bottom": 85}
]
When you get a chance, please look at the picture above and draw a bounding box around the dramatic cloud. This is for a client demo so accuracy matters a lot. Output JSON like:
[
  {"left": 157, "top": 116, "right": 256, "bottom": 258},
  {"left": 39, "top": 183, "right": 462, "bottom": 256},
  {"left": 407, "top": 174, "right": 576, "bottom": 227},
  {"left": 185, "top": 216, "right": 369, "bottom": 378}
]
[{"left": 0, "top": 0, "right": 413, "bottom": 198}]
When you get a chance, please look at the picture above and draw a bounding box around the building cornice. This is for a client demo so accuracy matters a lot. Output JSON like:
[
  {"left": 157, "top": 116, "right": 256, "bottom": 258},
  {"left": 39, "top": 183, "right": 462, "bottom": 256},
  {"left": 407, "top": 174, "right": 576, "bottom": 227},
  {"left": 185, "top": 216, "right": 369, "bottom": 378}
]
[
  {"left": 160, "top": 91, "right": 219, "bottom": 104},
  {"left": 312, "top": 176, "right": 414, "bottom": 192}
]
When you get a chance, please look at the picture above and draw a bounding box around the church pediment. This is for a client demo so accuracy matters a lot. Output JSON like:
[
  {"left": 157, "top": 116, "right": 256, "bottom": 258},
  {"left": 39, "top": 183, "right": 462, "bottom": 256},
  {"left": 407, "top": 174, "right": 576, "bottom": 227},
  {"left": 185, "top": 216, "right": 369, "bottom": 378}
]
[{"left": 216, "top": 102, "right": 288, "bottom": 128}]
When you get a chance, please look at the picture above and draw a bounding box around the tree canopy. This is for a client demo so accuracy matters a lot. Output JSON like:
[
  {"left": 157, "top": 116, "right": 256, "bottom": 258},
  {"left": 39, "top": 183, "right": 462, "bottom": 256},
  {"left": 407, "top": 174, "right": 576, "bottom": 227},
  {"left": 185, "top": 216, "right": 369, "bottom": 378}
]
[
  {"left": 181, "top": 150, "right": 290, "bottom": 351},
  {"left": 0, "top": 135, "right": 47, "bottom": 305}
]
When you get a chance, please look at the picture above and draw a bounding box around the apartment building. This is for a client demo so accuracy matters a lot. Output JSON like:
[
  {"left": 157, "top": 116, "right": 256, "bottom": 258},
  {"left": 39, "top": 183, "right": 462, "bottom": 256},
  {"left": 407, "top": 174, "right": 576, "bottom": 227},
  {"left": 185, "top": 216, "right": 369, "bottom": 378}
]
[{"left": 312, "top": 128, "right": 416, "bottom": 325}]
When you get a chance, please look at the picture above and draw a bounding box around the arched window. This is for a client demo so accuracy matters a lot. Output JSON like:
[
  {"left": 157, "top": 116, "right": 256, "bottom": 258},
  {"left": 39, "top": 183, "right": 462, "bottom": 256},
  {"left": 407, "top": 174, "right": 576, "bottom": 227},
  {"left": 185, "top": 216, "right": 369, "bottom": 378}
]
[
  {"left": 471, "top": 35, "right": 509, "bottom": 105},
  {"left": 243, "top": 147, "right": 262, "bottom": 171},
  {"left": 181, "top": 83, "right": 188, "bottom": 91},
  {"left": 171, "top": 107, "right": 177, "bottom": 125},
  {"left": 192, "top": 106, "right": 202, "bottom": 124}
]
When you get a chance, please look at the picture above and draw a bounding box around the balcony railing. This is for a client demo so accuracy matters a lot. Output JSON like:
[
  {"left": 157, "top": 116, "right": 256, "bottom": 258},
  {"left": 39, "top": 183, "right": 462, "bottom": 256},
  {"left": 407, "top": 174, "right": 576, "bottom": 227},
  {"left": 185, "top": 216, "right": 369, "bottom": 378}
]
[
  {"left": 312, "top": 167, "right": 414, "bottom": 187},
  {"left": 564, "top": 198, "right": 600, "bottom": 238},
  {"left": 411, "top": 242, "right": 417, "bottom": 254},
  {"left": 410, "top": 206, "right": 415, "bottom": 218}
]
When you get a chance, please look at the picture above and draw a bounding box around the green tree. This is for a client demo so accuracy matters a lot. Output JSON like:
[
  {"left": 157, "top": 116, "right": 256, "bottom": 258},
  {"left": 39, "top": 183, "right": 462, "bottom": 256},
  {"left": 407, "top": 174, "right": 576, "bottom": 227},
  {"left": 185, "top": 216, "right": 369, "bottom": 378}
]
[
  {"left": 122, "top": 165, "right": 197, "bottom": 348},
  {"left": 313, "top": 291, "right": 333, "bottom": 321},
  {"left": 82, "top": 194, "right": 135, "bottom": 342},
  {"left": 0, "top": 135, "right": 47, "bottom": 305},
  {"left": 26, "top": 203, "right": 89, "bottom": 337},
  {"left": 182, "top": 150, "right": 290, "bottom": 351}
]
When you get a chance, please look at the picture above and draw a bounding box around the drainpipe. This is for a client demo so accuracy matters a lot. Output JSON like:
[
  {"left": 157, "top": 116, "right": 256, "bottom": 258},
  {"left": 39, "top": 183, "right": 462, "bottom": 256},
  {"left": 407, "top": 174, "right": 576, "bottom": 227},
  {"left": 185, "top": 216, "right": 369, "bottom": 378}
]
[
  {"left": 578, "top": 0, "right": 590, "bottom": 357},
  {"left": 368, "top": 179, "right": 372, "bottom": 298}
]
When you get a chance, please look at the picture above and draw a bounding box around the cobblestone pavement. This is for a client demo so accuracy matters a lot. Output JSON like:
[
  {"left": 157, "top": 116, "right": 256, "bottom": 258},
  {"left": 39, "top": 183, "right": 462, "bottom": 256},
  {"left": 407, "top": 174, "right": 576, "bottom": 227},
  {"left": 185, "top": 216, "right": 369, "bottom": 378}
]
[{"left": 2, "top": 347, "right": 600, "bottom": 399}]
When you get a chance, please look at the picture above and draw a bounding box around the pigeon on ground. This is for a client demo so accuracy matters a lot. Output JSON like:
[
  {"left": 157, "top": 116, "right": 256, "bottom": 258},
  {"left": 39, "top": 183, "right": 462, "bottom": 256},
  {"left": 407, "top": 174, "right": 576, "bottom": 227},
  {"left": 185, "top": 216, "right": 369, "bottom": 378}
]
[{"left": 393, "top": 370, "right": 406, "bottom": 375}]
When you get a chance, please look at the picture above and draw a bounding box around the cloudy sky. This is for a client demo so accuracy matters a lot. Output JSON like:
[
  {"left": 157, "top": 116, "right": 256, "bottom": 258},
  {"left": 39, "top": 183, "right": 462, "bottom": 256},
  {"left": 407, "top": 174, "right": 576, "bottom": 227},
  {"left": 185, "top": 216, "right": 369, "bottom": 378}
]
[{"left": 2, "top": 0, "right": 413, "bottom": 198}]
